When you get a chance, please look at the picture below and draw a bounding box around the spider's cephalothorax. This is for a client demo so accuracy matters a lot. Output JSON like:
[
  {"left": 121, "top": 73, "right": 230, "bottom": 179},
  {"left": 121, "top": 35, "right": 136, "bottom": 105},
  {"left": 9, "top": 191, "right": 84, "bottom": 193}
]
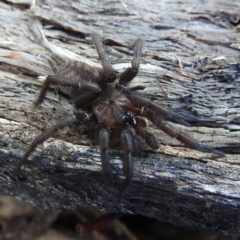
[{"left": 15, "top": 34, "right": 224, "bottom": 203}]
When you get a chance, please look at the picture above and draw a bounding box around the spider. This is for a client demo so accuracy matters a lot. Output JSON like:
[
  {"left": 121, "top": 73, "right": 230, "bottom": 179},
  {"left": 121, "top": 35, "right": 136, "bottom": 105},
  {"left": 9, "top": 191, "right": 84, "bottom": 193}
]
[{"left": 15, "top": 34, "right": 224, "bottom": 203}]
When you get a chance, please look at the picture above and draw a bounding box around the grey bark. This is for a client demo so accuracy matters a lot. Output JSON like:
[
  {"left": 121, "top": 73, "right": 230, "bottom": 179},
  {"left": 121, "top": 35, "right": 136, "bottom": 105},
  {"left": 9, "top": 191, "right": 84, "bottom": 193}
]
[{"left": 0, "top": 0, "right": 240, "bottom": 236}]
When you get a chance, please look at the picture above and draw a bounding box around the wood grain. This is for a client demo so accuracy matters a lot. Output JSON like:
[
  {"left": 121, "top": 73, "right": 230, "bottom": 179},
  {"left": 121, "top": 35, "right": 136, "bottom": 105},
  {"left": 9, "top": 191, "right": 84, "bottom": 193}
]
[{"left": 0, "top": 0, "right": 239, "bottom": 236}]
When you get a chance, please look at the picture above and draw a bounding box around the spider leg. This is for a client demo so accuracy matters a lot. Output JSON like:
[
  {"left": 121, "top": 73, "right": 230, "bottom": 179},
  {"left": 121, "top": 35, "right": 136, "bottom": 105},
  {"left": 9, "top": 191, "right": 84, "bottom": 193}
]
[
  {"left": 119, "top": 38, "right": 143, "bottom": 84},
  {"left": 125, "top": 126, "right": 140, "bottom": 155},
  {"left": 110, "top": 126, "right": 139, "bottom": 154},
  {"left": 73, "top": 91, "right": 100, "bottom": 107},
  {"left": 92, "top": 34, "right": 116, "bottom": 82},
  {"left": 35, "top": 75, "right": 101, "bottom": 106},
  {"left": 119, "top": 89, "right": 224, "bottom": 155},
  {"left": 118, "top": 128, "right": 134, "bottom": 204},
  {"left": 117, "top": 86, "right": 190, "bottom": 126},
  {"left": 14, "top": 110, "right": 90, "bottom": 174},
  {"left": 144, "top": 109, "right": 224, "bottom": 156},
  {"left": 135, "top": 124, "right": 159, "bottom": 149},
  {"left": 98, "top": 127, "right": 111, "bottom": 176}
]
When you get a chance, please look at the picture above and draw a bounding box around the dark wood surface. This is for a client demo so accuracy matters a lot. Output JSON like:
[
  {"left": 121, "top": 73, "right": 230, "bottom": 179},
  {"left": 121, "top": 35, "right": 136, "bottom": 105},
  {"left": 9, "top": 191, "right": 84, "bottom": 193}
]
[{"left": 0, "top": 0, "right": 240, "bottom": 236}]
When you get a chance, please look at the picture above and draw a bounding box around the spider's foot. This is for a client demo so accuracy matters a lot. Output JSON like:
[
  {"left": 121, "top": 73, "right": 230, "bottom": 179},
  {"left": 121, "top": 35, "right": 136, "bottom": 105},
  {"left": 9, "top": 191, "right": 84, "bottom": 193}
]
[
  {"left": 212, "top": 149, "right": 225, "bottom": 157},
  {"left": 198, "top": 145, "right": 225, "bottom": 157}
]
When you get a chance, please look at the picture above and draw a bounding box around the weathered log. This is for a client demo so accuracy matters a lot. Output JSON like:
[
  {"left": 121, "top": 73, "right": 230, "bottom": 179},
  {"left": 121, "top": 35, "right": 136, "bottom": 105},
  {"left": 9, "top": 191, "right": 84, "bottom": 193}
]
[{"left": 0, "top": 0, "right": 240, "bottom": 236}]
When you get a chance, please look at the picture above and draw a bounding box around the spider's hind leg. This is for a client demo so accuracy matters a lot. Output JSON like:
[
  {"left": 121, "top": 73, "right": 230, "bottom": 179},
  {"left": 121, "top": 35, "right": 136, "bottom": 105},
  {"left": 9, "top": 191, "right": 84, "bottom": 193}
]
[
  {"left": 34, "top": 75, "right": 100, "bottom": 106},
  {"left": 144, "top": 109, "right": 224, "bottom": 156},
  {"left": 118, "top": 86, "right": 224, "bottom": 156}
]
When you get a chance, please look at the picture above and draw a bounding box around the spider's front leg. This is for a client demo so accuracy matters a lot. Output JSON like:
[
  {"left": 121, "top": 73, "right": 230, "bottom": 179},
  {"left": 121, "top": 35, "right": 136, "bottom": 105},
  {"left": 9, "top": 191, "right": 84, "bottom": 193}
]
[
  {"left": 98, "top": 126, "right": 111, "bottom": 177},
  {"left": 97, "top": 124, "right": 138, "bottom": 203},
  {"left": 117, "top": 126, "right": 137, "bottom": 204},
  {"left": 119, "top": 38, "right": 143, "bottom": 84},
  {"left": 92, "top": 34, "right": 116, "bottom": 82},
  {"left": 14, "top": 110, "right": 91, "bottom": 174},
  {"left": 34, "top": 75, "right": 101, "bottom": 106},
  {"left": 123, "top": 113, "right": 159, "bottom": 150}
]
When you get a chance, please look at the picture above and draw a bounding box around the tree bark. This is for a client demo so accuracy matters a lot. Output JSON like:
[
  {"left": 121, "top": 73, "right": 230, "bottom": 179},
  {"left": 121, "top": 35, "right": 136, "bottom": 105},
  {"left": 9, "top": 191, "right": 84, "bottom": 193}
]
[{"left": 0, "top": 0, "right": 240, "bottom": 236}]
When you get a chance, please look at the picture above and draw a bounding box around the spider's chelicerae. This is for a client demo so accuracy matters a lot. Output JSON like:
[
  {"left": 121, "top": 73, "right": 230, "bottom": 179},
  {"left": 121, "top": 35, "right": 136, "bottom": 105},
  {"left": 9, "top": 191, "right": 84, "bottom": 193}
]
[{"left": 15, "top": 34, "right": 224, "bottom": 202}]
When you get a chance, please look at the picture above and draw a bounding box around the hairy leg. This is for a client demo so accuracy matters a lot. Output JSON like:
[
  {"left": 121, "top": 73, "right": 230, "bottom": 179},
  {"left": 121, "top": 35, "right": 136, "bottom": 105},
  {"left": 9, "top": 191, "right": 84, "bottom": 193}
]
[
  {"left": 145, "top": 109, "right": 224, "bottom": 156},
  {"left": 123, "top": 113, "right": 158, "bottom": 150},
  {"left": 124, "top": 126, "right": 140, "bottom": 155},
  {"left": 118, "top": 128, "right": 134, "bottom": 204},
  {"left": 119, "top": 38, "right": 143, "bottom": 84},
  {"left": 118, "top": 85, "right": 191, "bottom": 126},
  {"left": 92, "top": 34, "right": 116, "bottom": 82},
  {"left": 98, "top": 127, "right": 111, "bottom": 176},
  {"left": 15, "top": 110, "right": 90, "bottom": 174},
  {"left": 118, "top": 86, "right": 224, "bottom": 156},
  {"left": 35, "top": 75, "right": 101, "bottom": 106},
  {"left": 135, "top": 124, "right": 159, "bottom": 149}
]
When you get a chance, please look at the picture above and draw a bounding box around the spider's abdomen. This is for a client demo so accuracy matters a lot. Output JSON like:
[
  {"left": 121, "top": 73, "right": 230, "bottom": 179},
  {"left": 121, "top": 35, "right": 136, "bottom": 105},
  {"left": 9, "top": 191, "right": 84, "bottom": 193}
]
[
  {"left": 92, "top": 90, "right": 134, "bottom": 128},
  {"left": 56, "top": 61, "right": 104, "bottom": 97}
]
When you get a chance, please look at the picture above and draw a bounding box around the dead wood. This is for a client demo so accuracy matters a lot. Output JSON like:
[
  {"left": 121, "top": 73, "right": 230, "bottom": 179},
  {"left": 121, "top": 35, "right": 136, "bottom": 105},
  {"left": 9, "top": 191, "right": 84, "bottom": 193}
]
[{"left": 0, "top": 0, "right": 240, "bottom": 236}]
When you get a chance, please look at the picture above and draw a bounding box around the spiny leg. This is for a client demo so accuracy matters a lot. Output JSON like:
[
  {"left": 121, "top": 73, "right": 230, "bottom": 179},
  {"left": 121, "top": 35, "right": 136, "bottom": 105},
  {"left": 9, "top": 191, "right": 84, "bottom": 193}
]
[
  {"left": 15, "top": 110, "right": 90, "bottom": 174},
  {"left": 35, "top": 75, "right": 101, "bottom": 106},
  {"left": 92, "top": 34, "right": 116, "bottom": 82},
  {"left": 144, "top": 109, "right": 224, "bottom": 156},
  {"left": 119, "top": 38, "right": 143, "bottom": 84},
  {"left": 118, "top": 128, "right": 134, "bottom": 204}
]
